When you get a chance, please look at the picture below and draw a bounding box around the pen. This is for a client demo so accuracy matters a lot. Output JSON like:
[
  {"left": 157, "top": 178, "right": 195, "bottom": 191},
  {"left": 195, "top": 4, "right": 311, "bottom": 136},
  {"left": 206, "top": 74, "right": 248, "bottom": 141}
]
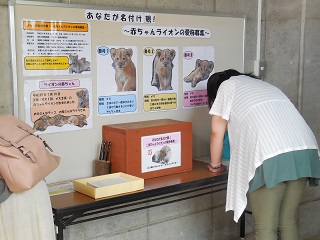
[
  {"left": 105, "top": 141, "right": 111, "bottom": 162},
  {"left": 99, "top": 140, "right": 106, "bottom": 160},
  {"left": 103, "top": 141, "right": 107, "bottom": 160}
]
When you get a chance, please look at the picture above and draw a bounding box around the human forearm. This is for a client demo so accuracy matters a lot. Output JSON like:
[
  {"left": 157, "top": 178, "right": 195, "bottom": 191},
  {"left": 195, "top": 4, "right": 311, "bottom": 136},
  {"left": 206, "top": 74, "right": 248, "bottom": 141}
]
[
  {"left": 207, "top": 115, "right": 227, "bottom": 172},
  {"left": 210, "top": 132, "right": 224, "bottom": 165}
]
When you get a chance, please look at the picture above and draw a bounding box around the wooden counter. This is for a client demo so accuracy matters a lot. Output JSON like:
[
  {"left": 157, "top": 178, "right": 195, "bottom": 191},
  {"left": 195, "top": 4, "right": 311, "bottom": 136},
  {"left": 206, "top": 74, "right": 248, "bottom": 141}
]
[{"left": 51, "top": 160, "right": 228, "bottom": 239}]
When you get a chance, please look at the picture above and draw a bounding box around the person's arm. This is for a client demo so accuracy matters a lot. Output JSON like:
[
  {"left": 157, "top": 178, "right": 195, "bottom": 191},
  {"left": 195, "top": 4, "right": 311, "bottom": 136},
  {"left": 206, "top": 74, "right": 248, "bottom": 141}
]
[{"left": 208, "top": 115, "right": 228, "bottom": 172}]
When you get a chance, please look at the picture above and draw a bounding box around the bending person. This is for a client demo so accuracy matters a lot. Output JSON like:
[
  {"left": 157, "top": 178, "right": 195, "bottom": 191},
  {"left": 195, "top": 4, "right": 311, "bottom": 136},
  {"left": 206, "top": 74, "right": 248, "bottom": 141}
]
[{"left": 206, "top": 69, "right": 320, "bottom": 240}]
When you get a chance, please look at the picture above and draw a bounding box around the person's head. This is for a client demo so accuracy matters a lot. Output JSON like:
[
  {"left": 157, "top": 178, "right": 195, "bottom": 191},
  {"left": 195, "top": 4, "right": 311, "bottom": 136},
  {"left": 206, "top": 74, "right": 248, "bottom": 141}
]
[
  {"left": 207, "top": 69, "right": 259, "bottom": 108},
  {"left": 207, "top": 69, "right": 241, "bottom": 108}
]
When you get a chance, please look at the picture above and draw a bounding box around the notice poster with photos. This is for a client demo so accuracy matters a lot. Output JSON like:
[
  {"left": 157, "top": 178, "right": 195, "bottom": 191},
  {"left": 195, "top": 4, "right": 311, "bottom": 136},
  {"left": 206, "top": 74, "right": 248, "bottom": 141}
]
[{"left": 10, "top": 1, "right": 245, "bottom": 184}]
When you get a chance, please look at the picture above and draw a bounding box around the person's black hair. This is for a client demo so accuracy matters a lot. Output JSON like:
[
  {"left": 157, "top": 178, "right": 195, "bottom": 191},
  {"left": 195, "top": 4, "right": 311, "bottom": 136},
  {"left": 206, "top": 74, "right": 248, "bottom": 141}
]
[{"left": 207, "top": 69, "right": 258, "bottom": 109}]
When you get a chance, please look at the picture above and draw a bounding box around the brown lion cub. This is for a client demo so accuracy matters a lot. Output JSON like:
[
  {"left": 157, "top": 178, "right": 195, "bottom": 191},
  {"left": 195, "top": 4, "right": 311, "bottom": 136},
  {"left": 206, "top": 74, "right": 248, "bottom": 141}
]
[
  {"left": 184, "top": 59, "right": 214, "bottom": 87},
  {"left": 151, "top": 49, "right": 176, "bottom": 91},
  {"left": 76, "top": 89, "right": 89, "bottom": 108},
  {"left": 110, "top": 48, "right": 136, "bottom": 91}
]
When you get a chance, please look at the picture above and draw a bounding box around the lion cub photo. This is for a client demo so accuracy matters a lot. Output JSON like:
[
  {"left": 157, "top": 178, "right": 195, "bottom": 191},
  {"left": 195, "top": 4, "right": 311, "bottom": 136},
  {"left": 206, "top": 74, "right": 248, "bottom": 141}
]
[
  {"left": 184, "top": 59, "right": 214, "bottom": 87},
  {"left": 151, "top": 49, "right": 176, "bottom": 91},
  {"left": 110, "top": 48, "right": 136, "bottom": 92},
  {"left": 69, "top": 54, "right": 91, "bottom": 74},
  {"left": 76, "top": 89, "right": 89, "bottom": 108},
  {"left": 152, "top": 145, "right": 172, "bottom": 164}
]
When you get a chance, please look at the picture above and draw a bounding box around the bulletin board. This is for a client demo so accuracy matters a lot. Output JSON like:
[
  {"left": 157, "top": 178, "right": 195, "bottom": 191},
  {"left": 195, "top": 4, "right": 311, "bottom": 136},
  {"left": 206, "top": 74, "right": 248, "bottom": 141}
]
[{"left": 9, "top": 0, "right": 245, "bottom": 183}]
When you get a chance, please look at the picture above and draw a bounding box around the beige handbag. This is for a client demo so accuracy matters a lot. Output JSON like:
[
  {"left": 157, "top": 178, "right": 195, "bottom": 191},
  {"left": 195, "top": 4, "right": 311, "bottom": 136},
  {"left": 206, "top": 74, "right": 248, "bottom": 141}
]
[{"left": 0, "top": 115, "right": 60, "bottom": 192}]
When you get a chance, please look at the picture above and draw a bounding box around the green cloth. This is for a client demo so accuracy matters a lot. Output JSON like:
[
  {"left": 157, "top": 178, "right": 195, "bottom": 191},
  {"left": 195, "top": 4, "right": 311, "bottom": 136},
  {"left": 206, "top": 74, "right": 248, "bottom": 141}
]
[{"left": 249, "top": 149, "right": 320, "bottom": 193}]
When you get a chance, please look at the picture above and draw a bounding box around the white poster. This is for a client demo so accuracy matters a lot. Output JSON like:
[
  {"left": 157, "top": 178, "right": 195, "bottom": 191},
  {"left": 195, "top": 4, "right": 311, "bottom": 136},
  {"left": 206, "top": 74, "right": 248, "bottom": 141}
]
[
  {"left": 141, "top": 132, "right": 181, "bottom": 173},
  {"left": 142, "top": 46, "right": 179, "bottom": 112},
  {"left": 96, "top": 45, "right": 138, "bottom": 115},
  {"left": 183, "top": 46, "right": 215, "bottom": 108},
  {"left": 22, "top": 19, "right": 91, "bottom": 76}
]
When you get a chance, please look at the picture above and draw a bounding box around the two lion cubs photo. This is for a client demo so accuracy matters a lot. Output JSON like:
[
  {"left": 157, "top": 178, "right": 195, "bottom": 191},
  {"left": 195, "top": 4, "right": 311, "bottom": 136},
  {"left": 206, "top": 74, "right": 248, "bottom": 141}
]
[{"left": 68, "top": 54, "right": 91, "bottom": 74}]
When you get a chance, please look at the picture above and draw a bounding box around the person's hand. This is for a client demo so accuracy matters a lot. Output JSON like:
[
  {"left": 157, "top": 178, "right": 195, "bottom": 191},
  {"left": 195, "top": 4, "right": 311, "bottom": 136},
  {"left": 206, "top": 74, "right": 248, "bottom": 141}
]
[{"left": 207, "top": 163, "right": 226, "bottom": 173}]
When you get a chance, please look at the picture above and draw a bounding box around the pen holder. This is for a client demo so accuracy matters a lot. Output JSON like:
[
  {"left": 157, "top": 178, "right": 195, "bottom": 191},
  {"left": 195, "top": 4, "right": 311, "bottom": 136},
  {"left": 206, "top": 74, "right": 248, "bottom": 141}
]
[{"left": 94, "top": 159, "right": 111, "bottom": 176}]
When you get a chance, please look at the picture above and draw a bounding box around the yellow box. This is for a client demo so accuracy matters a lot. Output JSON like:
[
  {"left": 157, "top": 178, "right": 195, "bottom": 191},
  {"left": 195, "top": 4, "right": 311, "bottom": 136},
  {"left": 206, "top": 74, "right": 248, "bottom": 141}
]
[{"left": 73, "top": 172, "right": 144, "bottom": 199}]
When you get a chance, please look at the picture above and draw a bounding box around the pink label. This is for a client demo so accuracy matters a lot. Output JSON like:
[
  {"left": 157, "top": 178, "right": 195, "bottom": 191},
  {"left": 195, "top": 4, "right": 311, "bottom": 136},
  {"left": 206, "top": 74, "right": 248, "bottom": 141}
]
[
  {"left": 183, "top": 90, "right": 208, "bottom": 107},
  {"left": 39, "top": 79, "right": 80, "bottom": 89}
]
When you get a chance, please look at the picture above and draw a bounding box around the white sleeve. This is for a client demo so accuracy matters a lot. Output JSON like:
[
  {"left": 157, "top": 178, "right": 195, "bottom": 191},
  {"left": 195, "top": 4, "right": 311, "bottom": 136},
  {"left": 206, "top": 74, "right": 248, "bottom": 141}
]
[{"left": 208, "top": 79, "right": 235, "bottom": 121}]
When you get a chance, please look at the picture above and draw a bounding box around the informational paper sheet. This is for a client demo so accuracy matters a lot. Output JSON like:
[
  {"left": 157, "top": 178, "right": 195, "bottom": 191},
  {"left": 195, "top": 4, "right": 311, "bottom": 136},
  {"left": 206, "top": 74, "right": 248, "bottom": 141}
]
[
  {"left": 22, "top": 19, "right": 91, "bottom": 77},
  {"left": 24, "top": 78, "right": 93, "bottom": 134},
  {"left": 47, "top": 181, "right": 74, "bottom": 196},
  {"left": 87, "top": 177, "right": 130, "bottom": 188},
  {"left": 182, "top": 46, "right": 215, "bottom": 108}
]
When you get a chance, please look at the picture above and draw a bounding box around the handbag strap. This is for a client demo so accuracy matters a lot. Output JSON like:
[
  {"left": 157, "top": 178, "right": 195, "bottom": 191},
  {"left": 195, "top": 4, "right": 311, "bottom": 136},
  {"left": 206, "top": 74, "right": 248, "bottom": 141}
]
[
  {"left": 0, "top": 124, "right": 53, "bottom": 163},
  {"left": 17, "top": 125, "right": 53, "bottom": 152},
  {"left": 0, "top": 136, "right": 36, "bottom": 163},
  {"left": 9, "top": 141, "right": 36, "bottom": 163}
]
